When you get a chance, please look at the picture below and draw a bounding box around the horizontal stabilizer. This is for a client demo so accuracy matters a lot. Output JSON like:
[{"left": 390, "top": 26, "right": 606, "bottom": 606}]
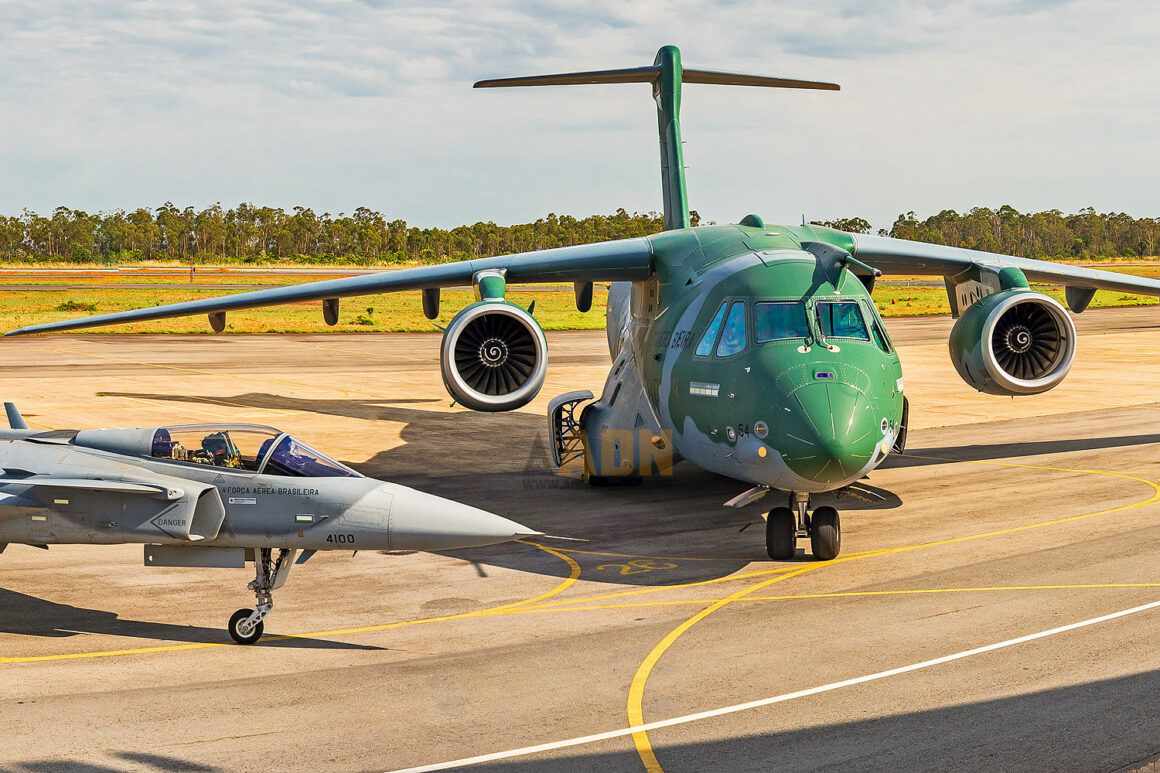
[
  {"left": 682, "top": 69, "right": 838, "bottom": 90},
  {"left": 475, "top": 66, "right": 659, "bottom": 88},
  {"left": 475, "top": 45, "right": 840, "bottom": 233},
  {"left": 475, "top": 66, "right": 838, "bottom": 92}
]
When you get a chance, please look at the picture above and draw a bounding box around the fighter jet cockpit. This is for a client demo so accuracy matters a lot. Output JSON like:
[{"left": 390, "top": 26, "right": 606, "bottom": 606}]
[{"left": 148, "top": 425, "right": 361, "bottom": 478}]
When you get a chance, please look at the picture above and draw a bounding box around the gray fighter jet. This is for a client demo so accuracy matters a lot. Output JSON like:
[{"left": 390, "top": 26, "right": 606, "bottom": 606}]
[{"left": 0, "top": 404, "right": 538, "bottom": 643}]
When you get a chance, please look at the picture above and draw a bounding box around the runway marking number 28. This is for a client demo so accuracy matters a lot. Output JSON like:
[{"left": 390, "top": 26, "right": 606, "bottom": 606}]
[
  {"left": 596, "top": 559, "right": 679, "bottom": 576},
  {"left": 326, "top": 533, "right": 356, "bottom": 545}
]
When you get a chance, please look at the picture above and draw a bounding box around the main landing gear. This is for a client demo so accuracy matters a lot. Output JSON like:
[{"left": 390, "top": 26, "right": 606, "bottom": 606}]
[
  {"left": 765, "top": 493, "right": 841, "bottom": 562},
  {"left": 228, "top": 548, "right": 297, "bottom": 645}
]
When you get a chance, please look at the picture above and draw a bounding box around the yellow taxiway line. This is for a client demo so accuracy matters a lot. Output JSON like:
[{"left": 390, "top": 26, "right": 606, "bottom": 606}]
[
  {"left": 625, "top": 459, "right": 1160, "bottom": 772},
  {"left": 0, "top": 543, "right": 581, "bottom": 666}
]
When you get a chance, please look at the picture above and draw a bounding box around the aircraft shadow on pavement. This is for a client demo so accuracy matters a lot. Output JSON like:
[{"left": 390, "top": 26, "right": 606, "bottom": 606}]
[
  {"left": 99, "top": 392, "right": 899, "bottom": 587},
  {"left": 887, "top": 432, "right": 1160, "bottom": 469},
  {"left": 463, "top": 668, "right": 1160, "bottom": 772},
  {"left": 0, "top": 587, "right": 379, "bottom": 651},
  {"left": 3, "top": 751, "right": 221, "bottom": 772}
]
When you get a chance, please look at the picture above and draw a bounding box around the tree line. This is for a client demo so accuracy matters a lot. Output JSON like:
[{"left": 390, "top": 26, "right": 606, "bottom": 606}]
[
  {"left": 0, "top": 204, "right": 1154, "bottom": 264},
  {"left": 817, "top": 206, "right": 1159, "bottom": 259},
  {"left": 0, "top": 205, "right": 674, "bottom": 265}
]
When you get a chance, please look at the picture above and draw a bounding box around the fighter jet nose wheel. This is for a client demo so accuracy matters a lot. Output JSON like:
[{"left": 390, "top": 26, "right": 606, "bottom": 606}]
[
  {"left": 810, "top": 506, "right": 841, "bottom": 561},
  {"left": 765, "top": 507, "right": 797, "bottom": 560},
  {"left": 227, "top": 547, "right": 296, "bottom": 645},
  {"left": 229, "top": 608, "right": 264, "bottom": 645}
]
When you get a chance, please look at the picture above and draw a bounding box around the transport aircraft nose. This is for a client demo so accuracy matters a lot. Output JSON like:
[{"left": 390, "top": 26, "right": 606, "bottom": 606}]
[
  {"left": 386, "top": 485, "right": 541, "bottom": 551},
  {"left": 780, "top": 381, "right": 881, "bottom": 487}
]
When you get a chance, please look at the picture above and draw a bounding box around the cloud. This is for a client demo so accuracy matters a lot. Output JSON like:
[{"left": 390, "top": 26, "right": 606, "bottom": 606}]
[{"left": 0, "top": 1, "right": 1156, "bottom": 229}]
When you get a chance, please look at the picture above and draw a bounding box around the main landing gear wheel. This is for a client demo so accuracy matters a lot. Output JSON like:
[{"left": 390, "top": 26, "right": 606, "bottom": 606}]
[
  {"left": 229, "top": 608, "right": 264, "bottom": 645},
  {"left": 810, "top": 506, "right": 841, "bottom": 561},
  {"left": 765, "top": 506, "right": 796, "bottom": 560}
]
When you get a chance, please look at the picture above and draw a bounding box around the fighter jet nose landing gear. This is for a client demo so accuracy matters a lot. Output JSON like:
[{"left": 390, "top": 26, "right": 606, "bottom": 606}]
[
  {"left": 229, "top": 547, "right": 297, "bottom": 645},
  {"left": 765, "top": 494, "right": 841, "bottom": 562},
  {"left": 228, "top": 608, "right": 264, "bottom": 645}
]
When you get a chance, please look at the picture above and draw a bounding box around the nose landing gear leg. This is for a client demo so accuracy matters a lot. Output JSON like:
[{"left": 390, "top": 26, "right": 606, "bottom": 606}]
[{"left": 229, "top": 548, "right": 297, "bottom": 645}]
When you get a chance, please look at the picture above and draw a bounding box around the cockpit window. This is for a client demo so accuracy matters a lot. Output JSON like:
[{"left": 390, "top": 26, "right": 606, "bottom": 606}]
[
  {"left": 262, "top": 435, "right": 361, "bottom": 478},
  {"left": 862, "top": 301, "right": 894, "bottom": 353},
  {"left": 755, "top": 302, "right": 809, "bottom": 342},
  {"left": 816, "top": 301, "right": 870, "bottom": 341},
  {"left": 151, "top": 426, "right": 279, "bottom": 471},
  {"left": 695, "top": 302, "right": 728, "bottom": 357},
  {"left": 715, "top": 302, "right": 748, "bottom": 357}
]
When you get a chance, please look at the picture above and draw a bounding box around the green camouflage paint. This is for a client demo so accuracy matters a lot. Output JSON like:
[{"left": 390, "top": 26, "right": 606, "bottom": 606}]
[{"left": 632, "top": 223, "right": 903, "bottom": 491}]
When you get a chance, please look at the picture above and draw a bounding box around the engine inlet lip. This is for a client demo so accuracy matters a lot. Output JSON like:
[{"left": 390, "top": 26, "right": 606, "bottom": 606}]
[
  {"left": 982, "top": 293, "right": 1076, "bottom": 395},
  {"left": 440, "top": 302, "right": 549, "bottom": 411}
]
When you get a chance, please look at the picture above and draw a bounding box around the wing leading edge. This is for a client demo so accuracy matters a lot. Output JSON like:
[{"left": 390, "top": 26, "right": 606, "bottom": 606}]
[
  {"left": 5, "top": 238, "right": 654, "bottom": 336},
  {"left": 850, "top": 233, "right": 1160, "bottom": 298}
]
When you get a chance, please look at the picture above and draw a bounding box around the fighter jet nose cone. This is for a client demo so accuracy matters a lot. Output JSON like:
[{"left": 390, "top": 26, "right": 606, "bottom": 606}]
[
  {"left": 385, "top": 485, "right": 537, "bottom": 551},
  {"left": 781, "top": 382, "right": 881, "bottom": 487}
]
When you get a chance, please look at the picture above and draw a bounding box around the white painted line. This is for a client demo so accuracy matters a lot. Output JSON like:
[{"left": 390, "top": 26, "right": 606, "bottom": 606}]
[{"left": 386, "top": 598, "right": 1160, "bottom": 773}]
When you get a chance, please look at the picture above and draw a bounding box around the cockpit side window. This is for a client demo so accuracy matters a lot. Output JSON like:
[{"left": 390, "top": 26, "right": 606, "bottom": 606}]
[
  {"left": 695, "top": 302, "right": 728, "bottom": 357},
  {"left": 863, "top": 301, "right": 894, "bottom": 353},
  {"left": 715, "top": 302, "right": 748, "bottom": 357},
  {"left": 262, "top": 435, "right": 361, "bottom": 478},
  {"left": 816, "top": 301, "right": 870, "bottom": 341},
  {"left": 755, "top": 302, "right": 809, "bottom": 342}
]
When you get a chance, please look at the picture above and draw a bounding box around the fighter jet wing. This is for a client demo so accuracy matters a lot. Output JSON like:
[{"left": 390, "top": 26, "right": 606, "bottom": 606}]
[
  {"left": 848, "top": 232, "right": 1160, "bottom": 299},
  {"left": 0, "top": 477, "right": 180, "bottom": 498},
  {"left": 4, "top": 238, "right": 653, "bottom": 335}
]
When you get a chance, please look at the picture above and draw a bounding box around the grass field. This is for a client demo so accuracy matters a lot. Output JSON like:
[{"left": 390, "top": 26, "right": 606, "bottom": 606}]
[{"left": 1, "top": 262, "right": 1158, "bottom": 334}]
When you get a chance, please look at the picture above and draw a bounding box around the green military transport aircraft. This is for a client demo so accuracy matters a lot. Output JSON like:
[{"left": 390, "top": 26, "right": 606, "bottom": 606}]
[{"left": 13, "top": 45, "right": 1160, "bottom": 561}]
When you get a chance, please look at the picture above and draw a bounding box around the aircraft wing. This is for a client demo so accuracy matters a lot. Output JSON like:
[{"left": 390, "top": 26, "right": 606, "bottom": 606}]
[
  {"left": 849, "top": 233, "right": 1160, "bottom": 299},
  {"left": 4, "top": 238, "right": 653, "bottom": 335}
]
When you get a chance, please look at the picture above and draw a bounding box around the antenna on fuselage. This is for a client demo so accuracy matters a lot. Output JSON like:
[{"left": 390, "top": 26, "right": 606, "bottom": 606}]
[{"left": 474, "top": 46, "right": 840, "bottom": 232}]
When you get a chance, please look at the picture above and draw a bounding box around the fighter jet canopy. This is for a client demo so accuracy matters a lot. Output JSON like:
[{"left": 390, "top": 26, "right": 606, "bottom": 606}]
[{"left": 71, "top": 423, "right": 361, "bottom": 478}]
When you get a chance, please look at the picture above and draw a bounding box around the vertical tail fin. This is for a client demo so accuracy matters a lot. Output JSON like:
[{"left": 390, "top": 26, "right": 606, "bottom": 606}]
[
  {"left": 4, "top": 403, "right": 28, "bottom": 430},
  {"left": 652, "top": 46, "right": 688, "bottom": 230},
  {"left": 474, "top": 45, "right": 839, "bottom": 232}
]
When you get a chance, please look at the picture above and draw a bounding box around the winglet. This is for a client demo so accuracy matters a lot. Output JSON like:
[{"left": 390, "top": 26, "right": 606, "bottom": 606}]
[{"left": 4, "top": 403, "right": 29, "bottom": 430}]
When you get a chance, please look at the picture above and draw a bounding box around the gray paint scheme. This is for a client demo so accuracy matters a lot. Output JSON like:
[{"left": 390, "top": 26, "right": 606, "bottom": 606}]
[
  {"left": 0, "top": 411, "right": 538, "bottom": 642},
  {"left": 850, "top": 234, "right": 1160, "bottom": 297},
  {"left": 5, "top": 238, "right": 654, "bottom": 336},
  {"left": 0, "top": 425, "right": 534, "bottom": 551}
]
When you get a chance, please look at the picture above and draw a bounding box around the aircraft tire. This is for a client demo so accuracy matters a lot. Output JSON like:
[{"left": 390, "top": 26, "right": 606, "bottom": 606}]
[
  {"left": 810, "top": 506, "right": 841, "bottom": 561},
  {"left": 765, "top": 507, "right": 796, "bottom": 560},
  {"left": 228, "top": 608, "right": 264, "bottom": 645}
]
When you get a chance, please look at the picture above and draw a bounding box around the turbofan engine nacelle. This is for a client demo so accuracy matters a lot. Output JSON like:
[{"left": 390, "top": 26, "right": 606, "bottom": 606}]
[
  {"left": 440, "top": 301, "right": 549, "bottom": 412},
  {"left": 948, "top": 289, "right": 1077, "bottom": 396}
]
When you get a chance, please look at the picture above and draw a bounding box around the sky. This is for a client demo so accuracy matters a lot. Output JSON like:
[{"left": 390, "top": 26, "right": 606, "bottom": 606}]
[{"left": 1, "top": 0, "right": 1157, "bottom": 232}]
